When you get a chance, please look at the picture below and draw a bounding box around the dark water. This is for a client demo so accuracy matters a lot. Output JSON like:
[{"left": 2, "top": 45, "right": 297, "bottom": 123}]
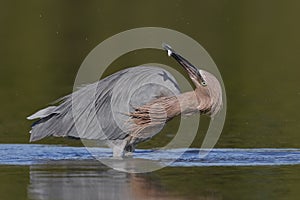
[
  {"left": 1, "top": 1, "right": 300, "bottom": 200},
  {"left": 2, "top": 161, "right": 299, "bottom": 200}
]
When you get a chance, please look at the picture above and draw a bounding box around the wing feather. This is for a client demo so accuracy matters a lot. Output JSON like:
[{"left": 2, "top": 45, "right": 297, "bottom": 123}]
[{"left": 28, "top": 66, "right": 181, "bottom": 142}]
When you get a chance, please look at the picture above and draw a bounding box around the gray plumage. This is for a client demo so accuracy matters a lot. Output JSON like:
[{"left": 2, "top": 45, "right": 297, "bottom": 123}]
[
  {"left": 28, "top": 67, "right": 181, "bottom": 149},
  {"left": 27, "top": 44, "right": 223, "bottom": 157}
]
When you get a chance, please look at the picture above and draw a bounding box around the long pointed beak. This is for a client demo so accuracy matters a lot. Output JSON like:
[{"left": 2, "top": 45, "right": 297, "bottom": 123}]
[{"left": 162, "top": 43, "right": 207, "bottom": 86}]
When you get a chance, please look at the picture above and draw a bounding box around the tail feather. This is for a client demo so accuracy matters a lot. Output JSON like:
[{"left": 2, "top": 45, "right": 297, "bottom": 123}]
[
  {"left": 27, "top": 106, "right": 59, "bottom": 142},
  {"left": 29, "top": 114, "right": 59, "bottom": 142},
  {"left": 27, "top": 106, "right": 57, "bottom": 120}
]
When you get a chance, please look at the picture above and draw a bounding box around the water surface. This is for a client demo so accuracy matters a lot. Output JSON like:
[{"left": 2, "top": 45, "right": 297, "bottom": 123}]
[
  {"left": 1, "top": 144, "right": 300, "bottom": 167},
  {"left": 1, "top": 144, "right": 300, "bottom": 199}
]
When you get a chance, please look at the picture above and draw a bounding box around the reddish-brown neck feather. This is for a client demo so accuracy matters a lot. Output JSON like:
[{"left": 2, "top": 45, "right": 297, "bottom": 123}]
[{"left": 130, "top": 90, "right": 212, "bottom": 126}]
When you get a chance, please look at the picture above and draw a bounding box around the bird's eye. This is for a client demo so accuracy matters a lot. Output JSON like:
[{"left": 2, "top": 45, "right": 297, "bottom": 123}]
[{"left": 201, "top": 81, "right": 207, "bottom": 86}]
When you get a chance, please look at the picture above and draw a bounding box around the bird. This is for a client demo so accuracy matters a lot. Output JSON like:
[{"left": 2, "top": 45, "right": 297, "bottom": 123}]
[{"left": 27, "top": 44, "right": 223, "bottom": 157}]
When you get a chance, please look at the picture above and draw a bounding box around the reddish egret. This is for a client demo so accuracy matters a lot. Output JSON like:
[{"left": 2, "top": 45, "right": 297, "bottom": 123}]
[{"left": 27, "top": 44, "right": 222, "bottom": 157}]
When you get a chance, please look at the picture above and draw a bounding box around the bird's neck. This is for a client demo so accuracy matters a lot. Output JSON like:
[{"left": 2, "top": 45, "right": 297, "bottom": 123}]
[
  {"left": 163, "top": 90, "right": 211, "bottom": 119},
  {"left": 130, "top": 90, "right": 212, "bottom": 126}
]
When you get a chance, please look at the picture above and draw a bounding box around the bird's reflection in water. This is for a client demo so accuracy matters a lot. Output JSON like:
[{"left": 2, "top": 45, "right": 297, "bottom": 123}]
[
  {"left": 28, "top": 160, "right": 170, "bottom": 200},
  {"left": 28, "top": 160, "right": 221, "bottom": 200}
]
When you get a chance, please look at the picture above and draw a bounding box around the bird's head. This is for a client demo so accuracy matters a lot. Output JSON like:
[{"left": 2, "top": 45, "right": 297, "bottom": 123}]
[{"left": 163, "top": 43, "right": 223, "bottom": 117}]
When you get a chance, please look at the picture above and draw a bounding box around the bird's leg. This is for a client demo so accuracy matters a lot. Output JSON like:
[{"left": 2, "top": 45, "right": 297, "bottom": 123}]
[
  {"left": 107, "top": 140, "right": 128, "bottom": 158},
  {"left": 124, "top": 144, "right": 135, "bottom": 157}
]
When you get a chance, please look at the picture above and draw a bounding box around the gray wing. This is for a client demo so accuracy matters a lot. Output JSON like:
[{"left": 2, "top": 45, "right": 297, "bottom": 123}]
[{"left": 28, "top": 66, "right": 181, "bottom": 142}]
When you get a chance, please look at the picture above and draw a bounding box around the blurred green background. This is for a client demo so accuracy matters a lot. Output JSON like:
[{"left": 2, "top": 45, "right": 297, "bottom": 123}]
[
  {"left": 1, "top": 0, "right": 299, "bottom": 148},
  {"left": 1, "top": 1, "right": 300, "bottom": 200}
]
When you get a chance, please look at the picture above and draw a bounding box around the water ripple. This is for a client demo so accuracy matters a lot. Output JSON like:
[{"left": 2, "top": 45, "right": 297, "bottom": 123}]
[{"left": 0, "top": 144, "right": 300, "bottom": 167}]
